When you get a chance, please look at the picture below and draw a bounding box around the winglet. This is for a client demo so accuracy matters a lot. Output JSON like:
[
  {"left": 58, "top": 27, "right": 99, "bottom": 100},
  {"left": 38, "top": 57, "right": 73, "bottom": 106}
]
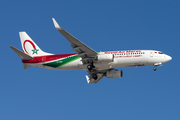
[{"left": 52, "top": 18, "right": 62, "bottom": 30}]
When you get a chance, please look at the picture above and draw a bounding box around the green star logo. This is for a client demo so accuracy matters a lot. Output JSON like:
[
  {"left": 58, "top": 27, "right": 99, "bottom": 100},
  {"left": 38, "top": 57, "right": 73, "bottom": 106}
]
[{"left": 32, "top": 47, "right": 39, "bottom": 54}]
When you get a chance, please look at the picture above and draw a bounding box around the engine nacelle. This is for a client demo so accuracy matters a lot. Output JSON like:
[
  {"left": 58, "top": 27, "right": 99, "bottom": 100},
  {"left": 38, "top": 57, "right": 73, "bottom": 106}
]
[
  {"left": 106, "top": 70, "right": 123, "bottom": 78},
  {"left": 97, "top": 54, "right": 114, "bottom": 62}
]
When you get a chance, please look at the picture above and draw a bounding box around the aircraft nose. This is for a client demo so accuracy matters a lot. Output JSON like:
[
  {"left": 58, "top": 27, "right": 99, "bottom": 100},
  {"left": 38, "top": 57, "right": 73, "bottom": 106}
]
[
  {"left": 165, "top": 55, "right": 172, "bottom": 62},
  {"left": 167, "top": 55, "right": 172, "bottom": 61}
]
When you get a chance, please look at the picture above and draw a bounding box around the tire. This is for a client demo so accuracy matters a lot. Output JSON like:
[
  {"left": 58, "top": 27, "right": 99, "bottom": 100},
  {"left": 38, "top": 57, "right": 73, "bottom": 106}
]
[
  {"left": 87, "top": 65, "right": 92, "bottom": 71},
  {"left": 153, "top": 67, "right": 156, "bottom": 71},
  {"left": 92, "top": 74, "right": 98, "bottom": 80}
]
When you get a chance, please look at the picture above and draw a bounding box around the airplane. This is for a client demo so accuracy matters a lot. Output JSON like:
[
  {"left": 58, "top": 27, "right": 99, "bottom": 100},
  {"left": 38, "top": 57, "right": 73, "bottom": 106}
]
[{"left": 9, "top": 18, "right": 172, "bottom": 84}]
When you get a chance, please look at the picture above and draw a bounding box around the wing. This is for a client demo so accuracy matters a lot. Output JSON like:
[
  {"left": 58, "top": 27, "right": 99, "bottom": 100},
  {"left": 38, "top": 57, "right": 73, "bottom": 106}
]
[
  {"left": 52, "top": 18, "right": 97, "bottom": 63},
  {"left": 52, "top": 18, "right": 110, "bottom": 84}
]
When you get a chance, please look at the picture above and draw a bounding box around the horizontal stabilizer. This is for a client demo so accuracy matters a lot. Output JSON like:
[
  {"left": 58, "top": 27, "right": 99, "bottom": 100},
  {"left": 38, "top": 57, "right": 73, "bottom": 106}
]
[{"left": 9, "top": 46, "right": 33, "bottom": 60}]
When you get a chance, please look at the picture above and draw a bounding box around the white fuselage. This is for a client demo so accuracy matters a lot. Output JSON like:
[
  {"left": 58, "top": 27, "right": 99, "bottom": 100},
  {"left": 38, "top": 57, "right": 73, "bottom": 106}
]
[{"left": 31, "top": 50, "right": 172, "bottom": 71}]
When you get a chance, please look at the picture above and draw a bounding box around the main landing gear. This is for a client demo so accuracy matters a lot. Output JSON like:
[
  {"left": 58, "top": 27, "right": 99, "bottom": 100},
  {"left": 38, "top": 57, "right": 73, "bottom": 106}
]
[
  {"left": 87, "top": 61, "right": 95, "bottom": 71},
  {"left": 92, "top": 74, "right": 98, "bottom": 80},
  {"left": 87, "top": 61, "right": 97, "bottom": 80},
  {"left": 87, "top": 64, "right": 93, "bottom": 71}
]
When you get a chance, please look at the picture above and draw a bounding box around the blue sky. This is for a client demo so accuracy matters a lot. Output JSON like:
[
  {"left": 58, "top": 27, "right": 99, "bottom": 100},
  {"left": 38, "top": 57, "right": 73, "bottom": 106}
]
[{"left": 1, "top": 0, "right": 180, "bottom": 120}]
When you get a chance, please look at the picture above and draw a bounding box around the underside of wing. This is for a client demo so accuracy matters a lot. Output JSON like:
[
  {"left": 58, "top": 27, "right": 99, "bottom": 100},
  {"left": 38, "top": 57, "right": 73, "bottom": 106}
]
[
  {"left": 86, "top": 74, "right": 104, "bottom": 84},
  {"left": 85, "top": 69, "right": 110, "bottom": 84}
]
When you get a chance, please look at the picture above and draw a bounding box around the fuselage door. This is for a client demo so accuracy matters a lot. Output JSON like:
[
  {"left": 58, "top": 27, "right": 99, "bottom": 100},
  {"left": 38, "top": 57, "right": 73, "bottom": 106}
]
[
  {"left": 42, "top": 57, "right": 46, "bottom": 62},
  {"left": 150, "top": 52, "right": 154, "bottom": 57}
]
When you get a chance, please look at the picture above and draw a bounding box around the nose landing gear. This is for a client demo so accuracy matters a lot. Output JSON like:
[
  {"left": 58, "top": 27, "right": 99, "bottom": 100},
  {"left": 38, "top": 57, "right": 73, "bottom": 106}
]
[
  {"left": 153, "top": 66, "right": 157, "bottom": 71},
  {"left": 153, "top": 63, "right": 162, "bottom": 71}
]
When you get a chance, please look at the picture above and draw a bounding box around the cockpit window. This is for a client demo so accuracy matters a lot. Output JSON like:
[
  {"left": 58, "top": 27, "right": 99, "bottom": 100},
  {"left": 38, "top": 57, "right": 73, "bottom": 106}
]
[{"left": 158, "top": 52, "right": 164, "bottom": 54}]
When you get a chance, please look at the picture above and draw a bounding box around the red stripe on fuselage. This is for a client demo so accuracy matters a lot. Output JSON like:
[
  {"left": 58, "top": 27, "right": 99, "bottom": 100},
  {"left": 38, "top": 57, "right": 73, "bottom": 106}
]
[{"left": 22, "top": 53, "right": 77, "bottom": 63}]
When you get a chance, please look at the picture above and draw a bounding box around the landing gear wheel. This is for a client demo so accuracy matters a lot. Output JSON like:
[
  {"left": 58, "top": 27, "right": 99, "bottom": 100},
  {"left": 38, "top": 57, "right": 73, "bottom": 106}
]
[
  {"left": 153, "top": 67, "right": 157, "bottom": 71},
  {"left": 87, "top": 61, "right": 95, "bottom": 71},
  {"left": 87, "top": 65, "right": 93, "bottom": 71},
  {"left": 92, "top": 74, "right": 98, "bottom": 80},
  {"left": 87, "top": 65, "right": 92, "bottom": 71}
]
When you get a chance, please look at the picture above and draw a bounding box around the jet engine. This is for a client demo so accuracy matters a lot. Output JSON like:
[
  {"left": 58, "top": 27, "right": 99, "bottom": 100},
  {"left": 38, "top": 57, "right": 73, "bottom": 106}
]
[
  {"left": 96, "top": 54, "right": 114, "bottom": 62},
  {"left": 106, "top": 69, "right": 123, "bottom": 78}
]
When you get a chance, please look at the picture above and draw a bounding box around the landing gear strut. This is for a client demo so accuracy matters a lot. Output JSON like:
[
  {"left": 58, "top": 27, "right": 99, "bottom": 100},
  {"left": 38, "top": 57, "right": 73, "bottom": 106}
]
[{"left": 87, "top": 61, "right": 98, "bottom": 80}]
